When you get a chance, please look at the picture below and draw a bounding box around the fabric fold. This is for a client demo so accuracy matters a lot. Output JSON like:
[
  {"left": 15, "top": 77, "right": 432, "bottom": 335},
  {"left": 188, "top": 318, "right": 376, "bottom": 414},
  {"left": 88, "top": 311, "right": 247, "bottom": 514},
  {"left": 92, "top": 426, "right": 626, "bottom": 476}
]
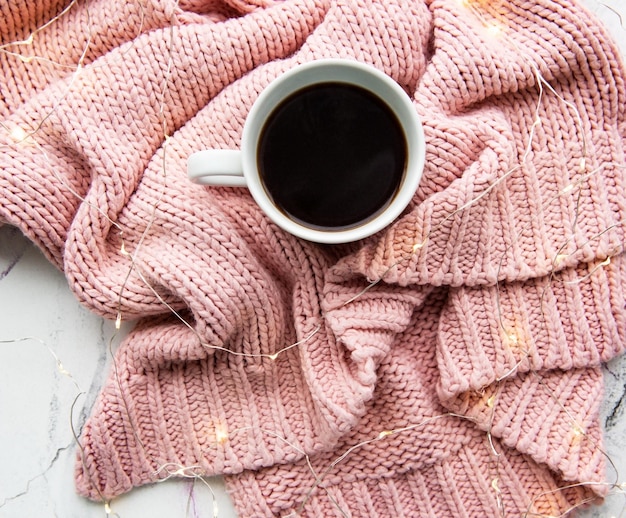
[
  {"left": 225, "top": 289, "right": 601, "bottom": 517},
  {"left": 57, "top": 0, "right": 434, "bottom": 501},
  {"left": 437, "top": 254, "right": 626, "bottom": 399},
  {"left": 1, "top": 0, "right": 625, "bottom": 516}
]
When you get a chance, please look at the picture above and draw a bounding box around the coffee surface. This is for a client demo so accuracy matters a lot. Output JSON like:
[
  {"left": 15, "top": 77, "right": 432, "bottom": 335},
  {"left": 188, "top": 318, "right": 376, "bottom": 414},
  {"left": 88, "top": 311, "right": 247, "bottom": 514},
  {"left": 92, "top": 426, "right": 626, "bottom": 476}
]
[{"left": 258, "top": 82, "right": 407, "bottom": 230}]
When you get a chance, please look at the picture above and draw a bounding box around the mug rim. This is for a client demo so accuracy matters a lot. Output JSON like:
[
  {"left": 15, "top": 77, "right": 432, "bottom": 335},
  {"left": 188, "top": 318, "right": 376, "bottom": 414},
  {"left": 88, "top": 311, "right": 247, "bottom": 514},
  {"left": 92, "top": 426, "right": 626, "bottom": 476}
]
[{"left": 241, "top": 58, "right": 425, "bottom": 244}]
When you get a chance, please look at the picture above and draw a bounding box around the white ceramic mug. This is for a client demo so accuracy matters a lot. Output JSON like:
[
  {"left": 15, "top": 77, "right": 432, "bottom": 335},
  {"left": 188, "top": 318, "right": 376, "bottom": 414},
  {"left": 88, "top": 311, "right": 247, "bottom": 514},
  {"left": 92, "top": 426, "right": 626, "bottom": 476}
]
[{"left": 187, "top": 59, "right": 425, "bottom": 244}]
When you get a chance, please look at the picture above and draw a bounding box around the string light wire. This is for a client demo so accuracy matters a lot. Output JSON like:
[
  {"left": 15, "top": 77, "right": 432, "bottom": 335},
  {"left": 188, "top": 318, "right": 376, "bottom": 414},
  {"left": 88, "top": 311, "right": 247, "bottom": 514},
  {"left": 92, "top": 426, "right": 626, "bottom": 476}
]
[
  {"left": 2, "top": 0, "right": 626, "bottom": 516},
  {"left": 0, "top": 0, "right": 80, "bottom": 52}
]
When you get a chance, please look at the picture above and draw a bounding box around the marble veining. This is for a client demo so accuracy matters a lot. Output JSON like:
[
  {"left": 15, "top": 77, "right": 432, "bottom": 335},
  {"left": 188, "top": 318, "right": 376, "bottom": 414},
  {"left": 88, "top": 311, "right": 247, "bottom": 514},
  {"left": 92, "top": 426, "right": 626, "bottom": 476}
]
[
  {"left": 0, "top": 227, "right": 238, "bottom": 517},
  {"left": 0, "top": 226, "right": 27, "bottom": 281},
  {"left": 1, "top": 3, "right": 625, "bottom": 517},
  {"left": 2, "top": 221, "right": 626, "bottom": 517}
]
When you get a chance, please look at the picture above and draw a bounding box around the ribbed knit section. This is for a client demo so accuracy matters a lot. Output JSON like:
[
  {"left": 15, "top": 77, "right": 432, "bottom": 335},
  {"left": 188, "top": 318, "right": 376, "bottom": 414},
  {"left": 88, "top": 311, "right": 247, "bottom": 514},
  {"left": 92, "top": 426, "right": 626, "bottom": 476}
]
[
  {"left": 0, "top": 0, "right": 329, "bottom": 274},
  {"left": 438, "top": 256, "right": 626, "bottom": 395},
  {"left": 226, "top": 429, "right": 596, "bottom": 517},
  {"left": 1, "top": 0, "right": 625, "bottom": 516}
]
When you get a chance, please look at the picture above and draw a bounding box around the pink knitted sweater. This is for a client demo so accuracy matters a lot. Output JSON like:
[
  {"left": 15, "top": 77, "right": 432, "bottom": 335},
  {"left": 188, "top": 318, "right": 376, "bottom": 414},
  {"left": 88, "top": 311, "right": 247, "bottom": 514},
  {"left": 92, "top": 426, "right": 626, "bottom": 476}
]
[{"left": 1, "top": 0, "right": 625, "bottom": 516}]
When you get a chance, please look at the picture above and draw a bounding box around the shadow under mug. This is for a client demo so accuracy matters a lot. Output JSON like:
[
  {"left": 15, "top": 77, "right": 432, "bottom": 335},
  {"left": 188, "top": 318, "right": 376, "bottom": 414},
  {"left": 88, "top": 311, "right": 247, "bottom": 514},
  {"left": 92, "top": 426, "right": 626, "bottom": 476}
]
[{"left": 187, "top": 59, "right": 425, "bottom": 244}]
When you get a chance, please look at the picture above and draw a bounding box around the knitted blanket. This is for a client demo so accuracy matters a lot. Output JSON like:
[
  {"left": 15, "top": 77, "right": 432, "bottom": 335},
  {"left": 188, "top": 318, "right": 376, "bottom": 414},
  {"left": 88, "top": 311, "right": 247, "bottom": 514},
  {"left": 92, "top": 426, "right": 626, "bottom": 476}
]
[{"left": 1, "top": 0, "right": 625, "bottom": 516}]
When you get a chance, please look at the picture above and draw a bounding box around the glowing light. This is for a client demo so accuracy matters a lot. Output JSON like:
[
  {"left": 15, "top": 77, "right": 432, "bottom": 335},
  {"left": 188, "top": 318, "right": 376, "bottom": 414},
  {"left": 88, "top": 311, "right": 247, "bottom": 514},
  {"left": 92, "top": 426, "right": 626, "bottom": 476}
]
[
  {"left": 215, "top": 424, "right": 229, "bottom": 444},
  {"left": 2, "top": 0, "right": 622, "bottom": 515},
  {"left": 412, "top": 241, "right": 425, "bottom": 253},
  {"left": 9, "top": 126, "right": 28, "bottom": 142},
  {"left": 486, "top": 22, "right": 503, "bottom": 37},
  {"left": 506, "top": 331, "right": 519, "bottom": 345},
  {"left": 554, "top": 253, "right": 568, "bottom": 263},
  {"left": 12, "top": 33, "right": 34, "bottom": 47},
  {"left": 600, "top": 256, "right": 611, "bottom": 267},
  {"left": 56, "top": 361, "right": 71, "bottom": 377}
]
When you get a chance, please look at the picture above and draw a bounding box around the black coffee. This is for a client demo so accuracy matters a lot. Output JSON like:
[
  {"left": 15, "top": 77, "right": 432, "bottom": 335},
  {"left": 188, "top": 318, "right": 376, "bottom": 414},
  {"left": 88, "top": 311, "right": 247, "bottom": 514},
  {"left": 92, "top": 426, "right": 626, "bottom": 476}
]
[{"left": 257, "top": 82, "right": 407, "bottom": 231}]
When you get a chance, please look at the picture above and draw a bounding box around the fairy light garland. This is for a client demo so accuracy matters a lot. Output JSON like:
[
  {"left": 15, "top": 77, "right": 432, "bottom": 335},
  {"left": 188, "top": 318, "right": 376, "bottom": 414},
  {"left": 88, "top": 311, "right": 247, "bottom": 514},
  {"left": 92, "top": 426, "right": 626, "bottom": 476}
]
[
  {"left": 8, "top": 125, "right": 28, "bottom": 143},
  {"left": 0, "top": 0, "right": 79, "bottom": 51},
  {"left": 1, "top": 0, "right": 625, "bottom": 517}
]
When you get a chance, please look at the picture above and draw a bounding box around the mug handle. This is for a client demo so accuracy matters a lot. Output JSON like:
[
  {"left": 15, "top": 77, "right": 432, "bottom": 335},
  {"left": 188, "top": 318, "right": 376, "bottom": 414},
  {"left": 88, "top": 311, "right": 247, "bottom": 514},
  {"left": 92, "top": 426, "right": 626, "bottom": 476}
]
[{"left": 187, "top": 149, "right": 248, "bottom": 187}]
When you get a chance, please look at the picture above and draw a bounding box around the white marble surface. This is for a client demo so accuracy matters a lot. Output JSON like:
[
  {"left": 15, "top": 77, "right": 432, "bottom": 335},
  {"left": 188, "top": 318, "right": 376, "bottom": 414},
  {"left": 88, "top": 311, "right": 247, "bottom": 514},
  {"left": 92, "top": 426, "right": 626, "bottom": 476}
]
[
  {"left": 0, "top": 226, "right": 238, "bottom": 518},
  {"left": 1, "top": 2, "right": 626, "bottom": 517}
]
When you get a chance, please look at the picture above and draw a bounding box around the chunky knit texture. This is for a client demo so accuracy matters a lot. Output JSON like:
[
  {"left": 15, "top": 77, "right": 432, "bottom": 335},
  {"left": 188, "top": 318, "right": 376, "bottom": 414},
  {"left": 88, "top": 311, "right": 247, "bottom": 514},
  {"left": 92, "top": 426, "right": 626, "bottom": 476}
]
[{"left": 2, "top": 0, "right": 626, "bottom": 516}]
